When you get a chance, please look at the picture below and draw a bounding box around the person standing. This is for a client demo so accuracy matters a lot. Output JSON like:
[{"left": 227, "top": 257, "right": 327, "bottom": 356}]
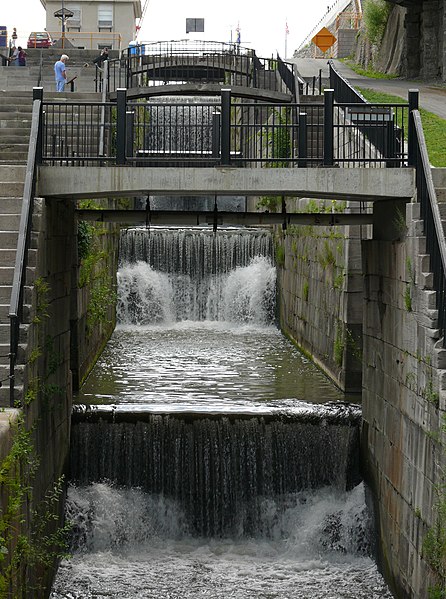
[
  {"left": 17, "top": 47, "right": 27, "bottom": 66},
  {"left": 8, "top": 45, "right": 18, "bottom": 66},
  {"left": 54, "top": 54, "right": 69, "bottom": 92}
]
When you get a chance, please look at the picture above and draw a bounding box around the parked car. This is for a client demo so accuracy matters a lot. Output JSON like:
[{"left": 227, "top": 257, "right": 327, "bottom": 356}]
[{"left": 27, "top": 32, "right": 53, "bottom": 48}]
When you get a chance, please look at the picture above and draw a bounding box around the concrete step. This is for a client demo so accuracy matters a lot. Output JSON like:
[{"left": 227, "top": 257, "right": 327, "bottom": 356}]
[
  {"left": 0, "top": 165, "right": 26, "bottom": 179},
  {"left": 0, "top": 286, "right": 31, "bottom": 303},
  {"left": 432, "top": 168, "right": 446, "bottom": 188},
  {"left": 0, "top": 214, "right": 22, "bottom": 230},
  {"left": 0, "top": 120, "right": 32, "bottom": 129},
  {"left": 0, "top": 384, "right": 23, "bottom": 409},
  {"left": 0, "top": 231, "right": 19, "bottom": 247},
  {"left": 0, "top": 323, "right": 28, "bottom": 344},
  {"left": 0, "top": 302, "right": 30, "bottom": 322},
  {"left": 435, "top": 188, "right": 446, "bottom": 203},
  {"left": 0, "top": 105, "right": 34, "bottom": 114},
  {"left": 0, "top": 155, "right": 28, "bottom": 163},
  {"left": 0, "top": 267, "right": 35, "bottom": 286},
  {"left": 0, "top": 198, "right": 24, "bottom": 211},
  {"left": 0, "top": 144, "right": 31, "bottom": 154},
  {"left": 0, "top": 183, "right": 25, "bottom": 197},
  {"left": 0, "top": 134, "right": 33, "bottom": 143},
  {"left": 0, "top": 250, "right": 36, "bottom": 269}
]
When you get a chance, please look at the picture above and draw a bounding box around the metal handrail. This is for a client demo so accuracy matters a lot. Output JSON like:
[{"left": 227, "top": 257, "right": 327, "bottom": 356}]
[
  {"left": 328, "top": 59, "right": 368, "bottom": 104},
  {"left": 127, "top": 39, "right": 253, "bottom": 56},
  {"left": 9, "top": 98, "right": 41, "bottom": 407},
  {"left": 412, "top": 110, "right": 446, "bottom": 345}
]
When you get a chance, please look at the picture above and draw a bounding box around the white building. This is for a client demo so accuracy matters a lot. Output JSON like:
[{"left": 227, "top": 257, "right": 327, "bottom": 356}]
[{"left": 40, "top": 0, "right": 142, "bottom": 50}]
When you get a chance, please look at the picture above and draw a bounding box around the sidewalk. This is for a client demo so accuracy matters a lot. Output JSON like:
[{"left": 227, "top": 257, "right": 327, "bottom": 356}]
[{"left": 291, "top": 58, "right": 446, "bottom": 120}]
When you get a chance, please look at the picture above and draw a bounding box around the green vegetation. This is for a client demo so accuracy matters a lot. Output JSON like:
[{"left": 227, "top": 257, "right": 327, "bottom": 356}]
[
  {"left": 275, "top": 243, "right": 285, "bottom": 267},
  {"left": 0, "top": 418, "right": 69, "bottom": 595},
  {"left": 78, "top": 200, "right": 117, "bottom": 334},
  {"left": 363, "top": 0, "right": 392, "bottom": 44},
  {"left": 357, "top": 88, "right": 446, "bottom": 167},
  {"left": 334, "top": 328, "right": 344, "bottom": 367},
  {"left": 342, "top": 59, "right": 398, "bottom": 80},
  {"left": 257, "top": 108, "right": 291, "bottom": 211}
]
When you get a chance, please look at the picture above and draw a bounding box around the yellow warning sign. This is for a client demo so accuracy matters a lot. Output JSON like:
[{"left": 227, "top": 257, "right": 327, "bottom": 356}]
[{"left": 312, "top": 27, "right": 337, "bottom": 53}]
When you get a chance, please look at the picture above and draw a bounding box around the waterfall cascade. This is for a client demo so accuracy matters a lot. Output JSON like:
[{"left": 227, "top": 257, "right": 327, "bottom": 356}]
[
  {"left": 117, "top": 227, "right": 275, "bottom": 324},
  {"left": 52, "top": 227, "right": 393, "bottom": 598}
]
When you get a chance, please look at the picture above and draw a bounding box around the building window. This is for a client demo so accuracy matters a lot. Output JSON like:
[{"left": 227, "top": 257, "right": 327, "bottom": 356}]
[
  {"left": 66, "top": 5, "right": 81, "bottom": 29},
  {"left": 98, "top": 4, "right": 113, "bottom": 30}
]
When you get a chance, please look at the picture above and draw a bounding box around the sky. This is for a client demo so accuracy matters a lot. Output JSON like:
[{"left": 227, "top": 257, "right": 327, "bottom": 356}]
[{"left": 2, "top": 0, "right": 350, "bottom": 58}]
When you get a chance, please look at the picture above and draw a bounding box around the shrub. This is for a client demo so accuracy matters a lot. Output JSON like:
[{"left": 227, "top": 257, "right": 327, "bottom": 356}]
[{"left": 363, "top": 0, "right": 392, "bottom": 44}]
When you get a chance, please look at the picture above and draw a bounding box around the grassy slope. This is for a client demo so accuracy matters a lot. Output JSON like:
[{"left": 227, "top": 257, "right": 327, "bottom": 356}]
[{"left": 357, "top": 87, "right": 446, "bottom": 167}]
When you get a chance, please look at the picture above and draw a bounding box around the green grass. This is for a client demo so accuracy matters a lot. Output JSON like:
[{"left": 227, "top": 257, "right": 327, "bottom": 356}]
[
  {"left": 342, "top": 59, "right": 398, "bottom": 80},
  {"left": 357, "top": 87, "right": 446, "bottom": 167}
]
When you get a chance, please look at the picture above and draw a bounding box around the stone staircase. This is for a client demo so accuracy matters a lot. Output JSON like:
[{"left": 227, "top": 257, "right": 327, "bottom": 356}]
[
  {"left": 0, "top": 91, "right": 33, "bottom": 404},
  {"left": 0, "top": 48, "right": 116, "bottom": 93},
  {"left": 0, "top": 89, "right": 101, "bottom": 406}
]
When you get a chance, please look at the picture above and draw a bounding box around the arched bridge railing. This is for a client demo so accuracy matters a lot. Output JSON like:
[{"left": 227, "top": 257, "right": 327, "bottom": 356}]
[
  {"left": 102, "top": 40, "right": 297, "bottom": 99},
  {"left": 38, "top": 88, "right": 411, "bottom": 168}
]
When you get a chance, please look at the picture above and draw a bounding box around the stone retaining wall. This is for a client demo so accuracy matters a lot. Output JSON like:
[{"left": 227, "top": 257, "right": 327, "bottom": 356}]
[{"left": 362, "top": 201, "right": 446, "bottom": 598}]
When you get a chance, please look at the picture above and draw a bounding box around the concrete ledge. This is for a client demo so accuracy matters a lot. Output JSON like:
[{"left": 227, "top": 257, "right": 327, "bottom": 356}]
[{"left": 37, "top": 166, "right": 415, "bottom": 201}]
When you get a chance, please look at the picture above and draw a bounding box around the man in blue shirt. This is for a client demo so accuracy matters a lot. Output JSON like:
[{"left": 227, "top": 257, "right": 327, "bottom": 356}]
[{"left": 54, "top": 54, "right": 69, "bottom": 92}]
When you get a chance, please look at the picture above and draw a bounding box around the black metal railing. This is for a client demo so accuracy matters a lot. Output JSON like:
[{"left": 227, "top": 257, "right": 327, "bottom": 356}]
[
  {"left": 328, "top": 59, "right": 414, "bottom": 164},
  {"left": 9, "top": 89, "right": 43, "bottom": 407},
  {"left": 41, "top": 100, "right": 116, "bottom": 165},
  {"left": 40, "top": 88, "right": 409, "bottom": 168},
  {"left": 277, "top": 55, "right": 296, "bottom": 98},
  {"left": 412, "top": 110, "right": 446, "bottom": 346},
  {"left": 104, "top": 41, "right": 297, "bottom": 98},
  {"left": 298, "top": 69, "right": 323, "bottom": 96}
]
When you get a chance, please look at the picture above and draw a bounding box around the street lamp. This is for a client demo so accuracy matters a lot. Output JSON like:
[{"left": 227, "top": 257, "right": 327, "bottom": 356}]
[{"left": 54, "top": 6, "right": 74, "bottom": 48}]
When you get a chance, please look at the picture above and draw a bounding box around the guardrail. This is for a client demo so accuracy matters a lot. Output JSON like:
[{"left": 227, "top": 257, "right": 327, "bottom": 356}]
[
  {"left": 105, "top": 43, "right": 297, "bottom": 99},
  {"left": 126, "top": 40, "right": 254, "bottom": 57},
  {"left": 9, "top": 89, "right": 43, "bottom": 406},
  {"left": 39, "top": 87, "right": 410, "bottom": 168},
  {"left": 328, "top": 60, "right": 414, "bottom": 164},
  {"left": 412, "top": 110, "right": 446, "bottom": 346}
]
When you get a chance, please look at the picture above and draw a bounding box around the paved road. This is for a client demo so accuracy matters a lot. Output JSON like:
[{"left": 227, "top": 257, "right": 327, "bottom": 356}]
[{"left": 291, "top": 58, "right": 446, "bottom": 120}]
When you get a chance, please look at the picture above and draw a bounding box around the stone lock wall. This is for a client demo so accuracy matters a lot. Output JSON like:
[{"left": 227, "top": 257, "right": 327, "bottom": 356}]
[
  {"left": 362, "top": 201, "right": 446, "bottom": 598},
  {"left": 70, "top": 201, "right": 120, "bottom": 391},
  {"left": 275, "top": 198, "right": 364, "bottom": 393}
]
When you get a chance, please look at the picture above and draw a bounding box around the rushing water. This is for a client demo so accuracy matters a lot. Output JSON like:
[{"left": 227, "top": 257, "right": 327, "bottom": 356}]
[{"left": 51, "top": 227, "right": 393, "bottom": 598}]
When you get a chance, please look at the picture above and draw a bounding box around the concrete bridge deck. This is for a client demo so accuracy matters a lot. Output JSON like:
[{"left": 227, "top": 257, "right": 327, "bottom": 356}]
[{"left": 37, "top": 166, "right": 415, "bottom": 202}]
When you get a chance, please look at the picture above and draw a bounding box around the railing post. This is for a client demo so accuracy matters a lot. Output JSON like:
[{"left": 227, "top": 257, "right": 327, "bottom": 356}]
[
  {"left": 323, "top": 88, "right": 334, "bottom": 166},
  {"left": 408, "top": 89, "right": 419, "bottom": 167},
  {"left": 33, "top": 87, "right": 43, "bottom": 165},
  {"left": 126, "top": 111, "right": 134, "bottom": 158},
  {"left": 298, "top": 112, "right": 307, "bottom": 168},
  {"left": 212, "top": 111, "right": 221, "bottom": 158},
  {"left": 385, "top": 115, "right": 396, "bottom": 168},
  {"left": 116, "top": 88, "right": 127, "bottom": 165},
  {"left": 221, "top": 88, "right": 231, "bottom": 165}
]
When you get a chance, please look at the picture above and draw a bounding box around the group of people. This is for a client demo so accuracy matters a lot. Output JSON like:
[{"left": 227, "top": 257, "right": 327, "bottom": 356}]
[
  {"left": 8, "top": 45, "right": 27, "bottom": 66},
  {"left": 7, "top": 36, "right": 109, "bottom": 92}
]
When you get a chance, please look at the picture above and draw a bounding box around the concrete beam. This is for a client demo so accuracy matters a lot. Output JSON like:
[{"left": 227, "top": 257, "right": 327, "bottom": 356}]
[
  {"left": 112, "top": 83, "right": 292, "bottom": 103},
  {"left": 76, "top": 209, "right": 375, "bottom": 227},
  {"left": 38, "top": 166, "right": 415, "bottom": 202}
]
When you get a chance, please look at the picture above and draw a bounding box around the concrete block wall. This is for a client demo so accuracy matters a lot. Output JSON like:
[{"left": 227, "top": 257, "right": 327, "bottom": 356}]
[
  {"left": 362, "top": 201, "right": 446, "bottom": 598},
  {"left": 276, "top": 198, "right": 364, "bottom": 393}
]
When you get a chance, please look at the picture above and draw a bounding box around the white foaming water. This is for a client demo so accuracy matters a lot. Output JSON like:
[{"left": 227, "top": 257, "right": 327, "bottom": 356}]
[
  {"left": 51, "top": 483, "right": 392, "bottom": 598},
  {"left": 117, "top": 255, "right": 276, "bottom": 325}
]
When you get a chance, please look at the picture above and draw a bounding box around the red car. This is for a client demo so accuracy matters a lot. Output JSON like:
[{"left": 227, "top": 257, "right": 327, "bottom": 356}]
[{"left": 27, "top": 32, "right": 53, "bottom": 48}]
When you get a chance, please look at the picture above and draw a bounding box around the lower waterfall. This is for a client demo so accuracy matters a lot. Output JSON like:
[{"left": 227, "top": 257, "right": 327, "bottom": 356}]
[{"left": 51, "top": 227, "right": 392, "bottom": 598}]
